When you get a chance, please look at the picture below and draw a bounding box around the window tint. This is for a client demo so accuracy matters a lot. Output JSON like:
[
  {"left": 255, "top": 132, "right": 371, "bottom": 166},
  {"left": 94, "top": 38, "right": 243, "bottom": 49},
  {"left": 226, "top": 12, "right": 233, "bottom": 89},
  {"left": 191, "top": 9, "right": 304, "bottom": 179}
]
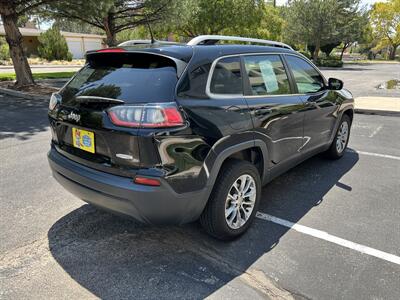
[
  {"left": 177, "top": 63, "right": 211, "bottom": 99},
  {"left": 61, "top": 53, "right": 178, "bottom": 106},
  {"left": 285, "top": 55, "right": 325, "bottom": 94},
  {"left": 209, "top": 57, "right": 242, "bottom": 95},
  {"left": 243, "top": 55, "right": 290, "bottom": 96}
]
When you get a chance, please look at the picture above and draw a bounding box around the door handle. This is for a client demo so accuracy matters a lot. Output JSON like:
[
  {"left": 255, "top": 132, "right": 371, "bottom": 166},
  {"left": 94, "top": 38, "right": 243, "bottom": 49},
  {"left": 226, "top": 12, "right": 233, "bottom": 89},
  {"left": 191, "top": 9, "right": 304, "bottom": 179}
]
[{"left": 255, "top": 108, "right": 272, "bottom": 115}]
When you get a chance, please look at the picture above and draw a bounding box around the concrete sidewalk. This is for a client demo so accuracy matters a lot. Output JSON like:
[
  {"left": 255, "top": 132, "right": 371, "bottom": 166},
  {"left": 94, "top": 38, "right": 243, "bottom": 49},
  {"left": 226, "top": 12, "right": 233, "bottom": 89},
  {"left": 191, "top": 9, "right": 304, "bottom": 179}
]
[
  {"left": 355, "top": 97, "right": 400, "bottom": 115},
  {"left": 0, "top": 65, "right": 82, "bottom": 74}
]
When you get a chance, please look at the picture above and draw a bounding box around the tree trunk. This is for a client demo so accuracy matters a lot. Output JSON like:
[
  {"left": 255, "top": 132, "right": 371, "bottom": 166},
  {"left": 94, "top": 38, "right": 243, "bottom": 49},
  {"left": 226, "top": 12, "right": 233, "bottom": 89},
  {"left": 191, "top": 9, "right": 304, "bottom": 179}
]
[
  {"left": 105, "top": 31, "right": 116, "bottom": 47},
  {"left": 340, "top": 44, "right": 347, "bottom": 61},
  {"left": 389, "top": 45, "right": 398, "bottom": 60},
  {"left": 313, "top": 39, "right": 320, "bottom": 62},
  {"left": 1, "top": 11, "right": 34, "bottom": 87},
  {"left": 103, "top": 13, "right": 116, "bottom": 47}
]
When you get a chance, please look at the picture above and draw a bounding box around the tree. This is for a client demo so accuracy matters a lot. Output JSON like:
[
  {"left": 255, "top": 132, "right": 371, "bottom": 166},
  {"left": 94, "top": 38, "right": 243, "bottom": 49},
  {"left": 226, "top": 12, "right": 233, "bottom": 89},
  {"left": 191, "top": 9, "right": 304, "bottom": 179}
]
[
  {"left": 284, "top": 0, "right": 362, "bottom": 61},
  {"left": 0, "top": 0, "right": 55, "bottom": 86},
  {"left": 53, "top": 19, "right": 103, "bottom": 35},
  {"left": 370, "top": 0, "right": 400, "bottom": 60},
  {"left": 156, "top": 0, "right": 265, "bottom": 39},
  {"left": 0, "top": 37, "right": 9, "bottom": 60},
  {"left": 258, "top": 5, "right": 285, "bottom": 41},
  {"left": 46, "top": 0, "right": 171, "bottom": 46},
  {"left": 338, "top": 10, "right": 369, "bottom": 60},
  {"left": 38, "top": 26, "right": 72, "bottom": 61}
]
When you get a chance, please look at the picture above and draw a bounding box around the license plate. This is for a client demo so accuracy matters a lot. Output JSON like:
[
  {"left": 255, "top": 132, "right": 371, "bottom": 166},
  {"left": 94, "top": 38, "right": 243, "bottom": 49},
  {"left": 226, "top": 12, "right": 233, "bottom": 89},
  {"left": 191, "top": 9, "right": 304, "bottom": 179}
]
[{"left": 72, "top": 128, "right": 95, "bottom": 153}]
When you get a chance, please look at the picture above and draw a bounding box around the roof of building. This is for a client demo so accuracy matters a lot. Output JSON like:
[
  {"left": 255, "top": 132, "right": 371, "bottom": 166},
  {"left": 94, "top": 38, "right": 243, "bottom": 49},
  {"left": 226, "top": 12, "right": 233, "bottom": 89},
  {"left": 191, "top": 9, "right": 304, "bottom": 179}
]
[{"left": 0, "top": 26, "right": 105, "bottom": 39}]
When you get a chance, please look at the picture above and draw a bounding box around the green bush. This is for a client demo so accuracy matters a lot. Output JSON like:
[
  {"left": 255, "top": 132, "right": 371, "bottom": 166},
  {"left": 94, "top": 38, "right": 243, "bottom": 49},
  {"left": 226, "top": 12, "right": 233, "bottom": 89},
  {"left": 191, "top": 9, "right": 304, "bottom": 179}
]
[
  {"left": 0, "top": 37, "right": 10, "bottom": 60},
  {"left": 298, "top": 50, "right": 312, "bottom": 59},
  {"left": 316, "top": 58, "right": 343, "bottom": 68},
  {"left": 38, "top": 26, "right": 72, "bottom": 61}
]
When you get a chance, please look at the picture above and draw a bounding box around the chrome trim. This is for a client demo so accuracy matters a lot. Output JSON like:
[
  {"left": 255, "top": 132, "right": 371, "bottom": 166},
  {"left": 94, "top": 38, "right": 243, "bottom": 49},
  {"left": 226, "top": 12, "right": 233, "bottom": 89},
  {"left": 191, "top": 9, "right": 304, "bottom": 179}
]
[
  {"left": 205, "top": 52, "right": 328, "bottom": 100},
  {"left": 118, "top": 40, "right": 181, "bottom": 46},
  {"left": 205, "top": 54, "right": 244, "bottom": 99},
  {"left": 187, "top": 35, "right": 293, "bottom": 50},
  {"left": 76, "top": 96, "right": 125, "bottom": 104}
]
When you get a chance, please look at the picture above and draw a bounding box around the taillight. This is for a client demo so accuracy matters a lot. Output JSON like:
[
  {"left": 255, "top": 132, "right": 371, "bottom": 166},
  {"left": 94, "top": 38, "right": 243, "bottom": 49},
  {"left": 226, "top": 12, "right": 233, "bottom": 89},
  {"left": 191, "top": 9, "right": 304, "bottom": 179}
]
[
  {"left": 107, "top": 103, "right": 185, "bottom": 128},
  {"left": 49, "top": 93, "right": 61, "bottom": 110}
]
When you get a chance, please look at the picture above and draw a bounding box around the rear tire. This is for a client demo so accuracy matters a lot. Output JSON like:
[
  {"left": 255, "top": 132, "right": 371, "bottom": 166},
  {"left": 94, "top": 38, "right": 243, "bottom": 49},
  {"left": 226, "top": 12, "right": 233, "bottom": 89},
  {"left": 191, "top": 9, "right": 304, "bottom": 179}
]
[
  {"left": 200, "top": 159, "right": 261, "bottom": 240},
  {"left": 326, "top": 114, "right": 351, "bottom": 159}
]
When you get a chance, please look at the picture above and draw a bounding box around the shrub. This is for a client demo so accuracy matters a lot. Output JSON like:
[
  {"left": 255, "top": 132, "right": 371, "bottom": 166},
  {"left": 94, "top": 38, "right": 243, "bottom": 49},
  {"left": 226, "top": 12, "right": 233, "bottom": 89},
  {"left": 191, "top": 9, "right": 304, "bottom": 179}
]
[
  {"left": 38, "top": 26, "right": 72, "bottom": 61},
  {"left": 298, "top": 50, "right": 312, "bottom": 59},
  {"left": 316, "top": 57, "right": 343, "bottom": 68},
  {"left": 0, "top": 37, "right": 10, "bottom": 60}
]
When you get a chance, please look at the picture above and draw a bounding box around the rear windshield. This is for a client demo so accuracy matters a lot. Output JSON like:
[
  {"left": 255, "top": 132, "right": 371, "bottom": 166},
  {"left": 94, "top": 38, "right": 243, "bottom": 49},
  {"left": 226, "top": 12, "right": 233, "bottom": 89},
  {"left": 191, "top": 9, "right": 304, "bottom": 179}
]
[{"left": 60, "top": 53, "right": 178, "bottom": 105}]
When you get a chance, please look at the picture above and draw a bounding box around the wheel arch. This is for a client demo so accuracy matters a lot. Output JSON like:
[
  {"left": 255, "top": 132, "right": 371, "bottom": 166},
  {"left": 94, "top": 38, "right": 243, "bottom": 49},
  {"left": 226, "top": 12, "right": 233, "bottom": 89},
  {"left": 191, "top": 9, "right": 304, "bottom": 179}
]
[
  {"left": 342, "top": 108, "right": 354, "bottom": 123},
  {"left": 204, "top": 140, "right": 269, "bottom": 195}
]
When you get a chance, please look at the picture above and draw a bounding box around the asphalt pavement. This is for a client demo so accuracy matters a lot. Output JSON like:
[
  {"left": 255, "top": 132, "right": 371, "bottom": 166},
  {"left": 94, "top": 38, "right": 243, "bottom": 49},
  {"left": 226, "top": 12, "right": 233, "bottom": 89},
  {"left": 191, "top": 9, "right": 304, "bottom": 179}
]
[
  {"left": 321, "top": 63, "right": 400, "bottom": 98},
  {"left": 0, "top": 94, "right": 399, "bottom": 299}
]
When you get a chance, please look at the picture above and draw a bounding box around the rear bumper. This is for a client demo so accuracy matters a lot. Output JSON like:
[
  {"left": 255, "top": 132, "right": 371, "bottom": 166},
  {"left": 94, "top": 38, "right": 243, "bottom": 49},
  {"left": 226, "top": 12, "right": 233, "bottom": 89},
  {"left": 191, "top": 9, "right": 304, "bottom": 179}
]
[{"left": 48, "top": 147, "right": 207, "bottom": 225}]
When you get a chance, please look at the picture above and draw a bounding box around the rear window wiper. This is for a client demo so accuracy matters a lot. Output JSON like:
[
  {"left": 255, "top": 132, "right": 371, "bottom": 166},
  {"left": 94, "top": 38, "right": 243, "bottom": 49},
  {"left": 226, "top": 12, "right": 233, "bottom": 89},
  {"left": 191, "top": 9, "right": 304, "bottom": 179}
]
[{"left": 75, "top": 96, "right": 125, "bottom": 104}]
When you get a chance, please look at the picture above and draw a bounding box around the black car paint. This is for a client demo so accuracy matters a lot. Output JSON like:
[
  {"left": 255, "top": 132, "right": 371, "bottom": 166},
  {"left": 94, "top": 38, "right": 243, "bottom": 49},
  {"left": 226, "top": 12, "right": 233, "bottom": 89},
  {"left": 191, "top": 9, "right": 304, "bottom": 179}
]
[{"left": 48, "top": 44, "right": 354, "bottom": 224}]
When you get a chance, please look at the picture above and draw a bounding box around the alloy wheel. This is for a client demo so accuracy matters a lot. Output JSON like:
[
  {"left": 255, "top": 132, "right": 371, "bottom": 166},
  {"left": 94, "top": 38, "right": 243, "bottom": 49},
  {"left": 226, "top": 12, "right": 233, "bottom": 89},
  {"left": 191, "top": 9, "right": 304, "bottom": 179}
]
[
  {"left": 336, "top": 121, "right": 349, "bottom": 154},
  {"left": 225, "top": 174, "right": 257, "bottom": 229}
]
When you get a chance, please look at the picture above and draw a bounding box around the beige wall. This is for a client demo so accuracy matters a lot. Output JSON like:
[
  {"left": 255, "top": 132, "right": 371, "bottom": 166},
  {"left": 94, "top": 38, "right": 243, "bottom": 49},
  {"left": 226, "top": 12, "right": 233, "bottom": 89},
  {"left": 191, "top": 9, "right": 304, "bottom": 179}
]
[{"left": 22, "top": 36, "right": 39, "bottom": 57}]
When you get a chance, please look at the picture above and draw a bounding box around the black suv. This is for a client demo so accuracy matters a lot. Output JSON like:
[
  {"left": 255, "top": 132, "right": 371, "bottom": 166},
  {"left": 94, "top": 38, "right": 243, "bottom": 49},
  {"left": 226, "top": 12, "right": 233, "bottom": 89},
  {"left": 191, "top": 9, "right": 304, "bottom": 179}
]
[{"left": 48, "top": 35, "right": 354, "bottom": 240}]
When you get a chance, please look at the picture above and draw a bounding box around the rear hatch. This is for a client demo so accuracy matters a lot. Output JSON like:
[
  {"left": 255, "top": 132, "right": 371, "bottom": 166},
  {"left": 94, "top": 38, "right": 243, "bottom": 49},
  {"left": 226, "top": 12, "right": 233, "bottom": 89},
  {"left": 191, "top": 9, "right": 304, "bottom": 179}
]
[{"left": 49, "top": 50, "right": 188, "bottom": 177}]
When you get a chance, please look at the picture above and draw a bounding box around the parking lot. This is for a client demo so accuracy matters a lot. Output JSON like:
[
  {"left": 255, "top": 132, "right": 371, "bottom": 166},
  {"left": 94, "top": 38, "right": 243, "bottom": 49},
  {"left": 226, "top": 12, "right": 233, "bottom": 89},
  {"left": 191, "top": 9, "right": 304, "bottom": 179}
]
[
  {"left": 0, "top": 89, "right": 399, "bottom": 299},
  {"left": 321, "top": 63, "right": 400, "bottom": 98}
]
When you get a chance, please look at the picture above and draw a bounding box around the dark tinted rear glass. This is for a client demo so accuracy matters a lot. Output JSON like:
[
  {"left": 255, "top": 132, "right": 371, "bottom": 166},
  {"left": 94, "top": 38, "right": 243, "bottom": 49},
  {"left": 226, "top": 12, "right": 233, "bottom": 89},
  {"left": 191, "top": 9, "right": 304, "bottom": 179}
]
[
  {"left": 60, "top": 53, "right": 178, "bottom": 106},
  {"left": 210, "top": 56, "right": 243, "bottom": 95}
]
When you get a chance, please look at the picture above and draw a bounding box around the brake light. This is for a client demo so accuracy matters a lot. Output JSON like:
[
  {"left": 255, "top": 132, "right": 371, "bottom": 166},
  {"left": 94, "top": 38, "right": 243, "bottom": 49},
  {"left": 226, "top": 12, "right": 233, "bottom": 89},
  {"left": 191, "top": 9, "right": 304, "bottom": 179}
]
[
  {"left": 134, "top": 176, "right": 161, "bottom": 186},
  {"left": 96, "top": 48, "right": 126, "bottom": 53},
  {"left": 108, "top": 103, "right": 185, "bottom": 128}
]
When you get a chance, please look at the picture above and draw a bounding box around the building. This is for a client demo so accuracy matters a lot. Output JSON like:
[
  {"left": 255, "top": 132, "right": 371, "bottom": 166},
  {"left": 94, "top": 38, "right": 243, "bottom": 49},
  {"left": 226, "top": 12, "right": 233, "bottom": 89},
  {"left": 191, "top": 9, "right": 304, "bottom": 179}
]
[{"left": 0, "top": 26, "right": 106, "bottom": 59}]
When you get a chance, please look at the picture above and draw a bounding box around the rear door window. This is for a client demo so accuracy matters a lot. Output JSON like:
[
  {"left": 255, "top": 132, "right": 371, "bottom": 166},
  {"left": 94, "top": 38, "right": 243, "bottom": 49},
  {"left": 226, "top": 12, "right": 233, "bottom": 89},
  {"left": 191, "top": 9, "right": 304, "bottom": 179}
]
[
  {"left": 243, "top": 55, "right": 291, "bottom": 96},
  {"left": 61, "top": 53, "right": 178, "bottom": 106},
  {"left": 209, "top": 56, "right": 243, "bottom": 96}
]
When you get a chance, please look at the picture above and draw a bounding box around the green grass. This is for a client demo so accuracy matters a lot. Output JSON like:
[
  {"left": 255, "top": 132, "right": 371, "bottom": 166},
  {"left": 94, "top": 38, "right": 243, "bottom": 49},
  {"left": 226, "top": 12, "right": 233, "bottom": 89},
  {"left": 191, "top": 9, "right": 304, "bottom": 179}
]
[
  {"left": 386, "top": 79, "right": 400, "bottom": 90},
  {"left": 345, "top": 60, "right": 400, "bottom": 64},
  {"left": 0, "top": 71, "right": 76, "bottom": 81}
]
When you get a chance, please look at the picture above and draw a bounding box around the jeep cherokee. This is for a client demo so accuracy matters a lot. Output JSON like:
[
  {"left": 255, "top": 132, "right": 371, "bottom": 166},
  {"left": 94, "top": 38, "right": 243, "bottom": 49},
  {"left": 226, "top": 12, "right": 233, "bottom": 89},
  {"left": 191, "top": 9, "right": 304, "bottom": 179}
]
[{"left": 48, "top": 35, "right": 354, "bottom": 240}]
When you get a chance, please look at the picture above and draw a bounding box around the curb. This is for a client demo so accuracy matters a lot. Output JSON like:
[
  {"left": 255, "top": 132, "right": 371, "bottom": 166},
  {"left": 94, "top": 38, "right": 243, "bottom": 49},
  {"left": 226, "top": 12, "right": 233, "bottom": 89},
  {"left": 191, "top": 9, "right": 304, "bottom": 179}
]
[
  {"left": 355, "top": 108, "right": 400, "bottom": 117},
  {"left": 0, "top": 87, "right": 49, "bottom": 100}
]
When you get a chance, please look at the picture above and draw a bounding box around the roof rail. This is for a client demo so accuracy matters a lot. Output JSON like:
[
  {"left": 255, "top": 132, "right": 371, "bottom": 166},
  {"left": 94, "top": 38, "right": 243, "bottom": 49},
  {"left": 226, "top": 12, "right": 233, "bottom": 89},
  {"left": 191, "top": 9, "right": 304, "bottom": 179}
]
[
  {"left": 118, "top": 40, "right": 182, "bottom": 46},
  {"left": 187, "top": 35, "right": 293, "bottom": 50}
]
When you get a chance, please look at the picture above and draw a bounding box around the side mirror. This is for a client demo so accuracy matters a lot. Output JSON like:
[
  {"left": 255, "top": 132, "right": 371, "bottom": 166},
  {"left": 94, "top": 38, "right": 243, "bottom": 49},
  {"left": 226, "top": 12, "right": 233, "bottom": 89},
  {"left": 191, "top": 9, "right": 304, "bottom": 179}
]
[{"left": 328, "top": 78, "right": 343, "bottom": 90}]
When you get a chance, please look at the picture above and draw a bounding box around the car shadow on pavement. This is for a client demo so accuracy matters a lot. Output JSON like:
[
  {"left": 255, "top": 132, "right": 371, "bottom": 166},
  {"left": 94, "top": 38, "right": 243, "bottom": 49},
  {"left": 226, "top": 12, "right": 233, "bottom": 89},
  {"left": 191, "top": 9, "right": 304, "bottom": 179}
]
[
  {"left": 48, "top": 151, "right": 359, "bottom": 299},
  {"left": 0, "top": 96, "right": 49, "bottom": 140}
]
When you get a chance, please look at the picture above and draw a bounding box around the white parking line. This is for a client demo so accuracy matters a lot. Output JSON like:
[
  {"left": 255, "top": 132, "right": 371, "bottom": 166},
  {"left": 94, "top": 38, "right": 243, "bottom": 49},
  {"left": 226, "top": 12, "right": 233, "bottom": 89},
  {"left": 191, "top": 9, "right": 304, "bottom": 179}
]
[
  {"left": 348, "top": 149, "right": 400, "bottom": 161},
  {"left": 368, "top": 125, "right": 383, "bottom": 138},
  {"left": 256, "top": 212, "right": 400, "bottom": 266}
]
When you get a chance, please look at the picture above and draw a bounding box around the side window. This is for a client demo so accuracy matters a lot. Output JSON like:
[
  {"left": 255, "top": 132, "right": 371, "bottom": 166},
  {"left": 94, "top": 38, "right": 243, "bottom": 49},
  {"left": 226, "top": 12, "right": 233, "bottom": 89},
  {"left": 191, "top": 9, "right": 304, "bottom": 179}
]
[
  {"left": 209, "top": 57, "right": 243, "bottom": 95},
  {"left": 243, "top": 55, "right": 291, "bottom": 96},
  {"left": 285, "top": 55, "right": 325, "bottom": 94}
]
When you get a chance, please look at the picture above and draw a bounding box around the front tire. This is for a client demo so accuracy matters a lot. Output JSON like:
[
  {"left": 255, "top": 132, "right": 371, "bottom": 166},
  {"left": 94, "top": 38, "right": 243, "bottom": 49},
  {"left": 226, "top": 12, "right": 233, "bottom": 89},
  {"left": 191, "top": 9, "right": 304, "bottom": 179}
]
[
  {"left": 200, "top": 159, "right": 261, "bottom": 240},
  {"left": 326, "top": 114, "right": 351, "bottom": 159}
]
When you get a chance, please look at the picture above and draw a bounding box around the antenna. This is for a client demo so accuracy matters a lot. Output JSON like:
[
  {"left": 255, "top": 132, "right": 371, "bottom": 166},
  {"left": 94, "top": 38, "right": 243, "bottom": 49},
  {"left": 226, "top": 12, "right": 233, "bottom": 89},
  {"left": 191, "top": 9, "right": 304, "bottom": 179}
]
[{"left": 144, "top": 14, "right": 156, "bottom": 44}]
